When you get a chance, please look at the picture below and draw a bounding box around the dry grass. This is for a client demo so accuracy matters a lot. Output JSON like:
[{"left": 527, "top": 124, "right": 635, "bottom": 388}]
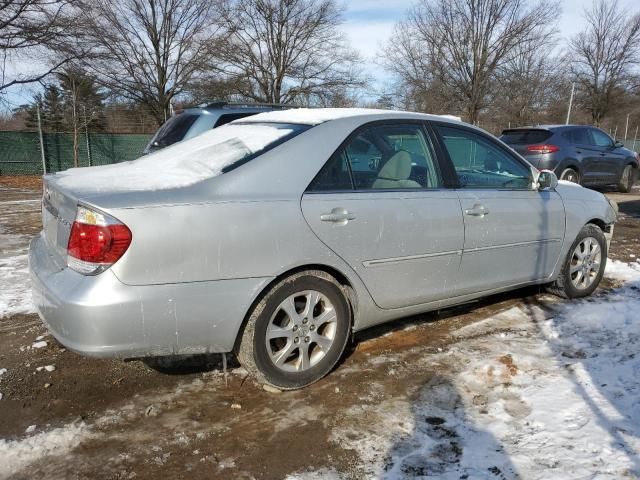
[{"left": 0, "top": 175, "right": 43, "bottom": 192}]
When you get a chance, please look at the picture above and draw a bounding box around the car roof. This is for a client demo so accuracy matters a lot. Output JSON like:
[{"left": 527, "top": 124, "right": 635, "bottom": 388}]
[
  {"left": 235, "top": 107, "right": 465, "bottom": 126},
  {"left": 502, "top": 124, "right": 595, "bottom": 133}
]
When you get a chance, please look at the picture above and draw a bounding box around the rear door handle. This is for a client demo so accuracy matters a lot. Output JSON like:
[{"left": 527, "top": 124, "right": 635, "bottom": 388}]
[
  {"left": 320, "top": 208, "right": 356, "bottom": 224},
  {"left": 465, "top": 203, "right": 489, "bottom": 217}
]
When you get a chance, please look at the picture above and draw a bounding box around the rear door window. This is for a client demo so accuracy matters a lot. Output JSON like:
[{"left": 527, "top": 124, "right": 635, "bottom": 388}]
[
  {"left": 563, "top": 128, "right": 591, "bottom": 145},
  {"left": 308, "top": 123, "right": 442, "bottom": 191},
  {"left": 500, "top": 130, "right": 552, "bottom": 145},
  {"left": 215, "top": 112, "right": 259, "bottom": 127}
]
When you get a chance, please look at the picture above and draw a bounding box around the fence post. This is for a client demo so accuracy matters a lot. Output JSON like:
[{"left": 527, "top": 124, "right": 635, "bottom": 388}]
[
  {"left": 36, "top": 104, "right": 47, "bottom": 175},
  {"left": 84, "top": 106, "right": 92, "bottom": 167}
]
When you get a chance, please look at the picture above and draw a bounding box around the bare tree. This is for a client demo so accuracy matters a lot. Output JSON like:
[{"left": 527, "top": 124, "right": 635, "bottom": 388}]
[
  {"left": 0, "top": 0, "right": 77, "bottom": 94},
  {"left": 569, "top": 0, "right": 640, "bottom": 126},
  {"left": 213, "top": 0, "right": 366, "bottom": 105},
  {"left": 384, "top": 0, "right": 558, "bottom": 124},
  {"left": 383, "top": 18, "right": 459, "bottom": 114},
  {"left": 74, "top": 0, "right": 223, "bottom": 125},
  {"left": 58, "top": 69, "right": 105, "bottom": 166},
  {"left": 492, "top": 36, "right": 564, "bottom": 127}
]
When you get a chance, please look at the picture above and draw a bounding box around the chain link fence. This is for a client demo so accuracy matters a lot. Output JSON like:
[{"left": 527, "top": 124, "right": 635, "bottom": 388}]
[
  {"left": 0, "top": 120, "right": 637, "bottom": 177},
  {"left": 0, "top": 131, "right": 151, "bottom": 176}
]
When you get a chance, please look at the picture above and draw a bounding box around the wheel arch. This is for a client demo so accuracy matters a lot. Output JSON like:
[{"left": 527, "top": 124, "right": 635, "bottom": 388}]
[
  {"left": 586, "top": 218, "right": 607, "bottom": 230},
  {"left": 559, "top": 161, "right": 580, "bottom": 175},
  {"left": 232, "top": 263, "right": 358, "bottom": 353}
]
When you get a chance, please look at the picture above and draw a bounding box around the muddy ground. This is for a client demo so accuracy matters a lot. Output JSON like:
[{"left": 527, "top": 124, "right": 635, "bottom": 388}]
[{"left": 0, "top": 179, "right": 639, "bottom": 480}]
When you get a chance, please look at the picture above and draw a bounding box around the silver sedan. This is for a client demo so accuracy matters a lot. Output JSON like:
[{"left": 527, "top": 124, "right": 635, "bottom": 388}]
[{"left": 29, "top": 108, "right": 618, "bottom": 389}]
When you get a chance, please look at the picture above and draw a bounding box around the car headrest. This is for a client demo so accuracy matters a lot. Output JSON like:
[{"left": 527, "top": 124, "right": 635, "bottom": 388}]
[{"left": 377, "top": 150, "right": 412, "bottom": 180}]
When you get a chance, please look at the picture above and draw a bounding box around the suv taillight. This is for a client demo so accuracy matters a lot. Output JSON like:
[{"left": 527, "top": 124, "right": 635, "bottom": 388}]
[
  {"left": 527, "top": 144, "right": 560, "bottom": 154},
  {"left": 67, "top": 206, "right": 132, "bottom": 275}
]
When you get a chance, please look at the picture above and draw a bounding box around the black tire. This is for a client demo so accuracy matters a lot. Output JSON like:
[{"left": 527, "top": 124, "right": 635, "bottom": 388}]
[
  {"left": 547, "top": 224, "right": 607, "bottom": 299},
  {"left": 560, "top": 168, "right": 580, "bottom": 184},
  {"left": 236, "top": 270, "right": 351, "bottom": 390},
  {"left": 618, "top": 165, "right": 635, "bottom": 193}
]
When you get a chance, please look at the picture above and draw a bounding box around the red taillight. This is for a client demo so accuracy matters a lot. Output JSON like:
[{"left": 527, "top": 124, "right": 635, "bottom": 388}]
[
  {"left": 527, "top": 144, "right": 560, "bottom": 154},
  {"left": 66, "top": 206, "right": 132, "bottom": 274},
  {"left": 68, "top": 222, "right": 131, "bottom": 264}
]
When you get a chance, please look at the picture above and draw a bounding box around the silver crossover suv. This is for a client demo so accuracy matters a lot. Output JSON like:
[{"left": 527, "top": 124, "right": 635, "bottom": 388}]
[{"left": 30, "top": 109, "right": 618, "bottom": 389}]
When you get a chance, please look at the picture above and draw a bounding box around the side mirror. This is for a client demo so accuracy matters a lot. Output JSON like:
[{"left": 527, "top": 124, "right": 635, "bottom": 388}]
[
  {"left": 537, "top": 170, "right": 558, "bottom": 191},
  {"left": 614, "top": 141, "right": 624, "bottom": 149}
]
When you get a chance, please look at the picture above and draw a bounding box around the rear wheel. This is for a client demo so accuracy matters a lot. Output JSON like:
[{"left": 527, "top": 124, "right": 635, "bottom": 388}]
[
  {"left": 618, "top": 165, "right": 635, "bottom": 193},
  {"left": 547, "top": 224, "right": 607, "bottom": 299},
  {"left": 560, "top": 168, "right": 580, "bottom": 184},
  {"left": 236, "top": 270, "right": 351, "bottom": 390}
]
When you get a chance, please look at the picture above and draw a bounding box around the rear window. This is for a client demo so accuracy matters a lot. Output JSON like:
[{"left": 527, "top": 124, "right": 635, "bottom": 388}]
[
  {"left": 148, "top": 113, "right": 199, "bottom": 148},
  {"left": 57, "top": 123, "right": 309, "bottom": 193},
  {"left": 500, "top": 129, "right": 552, "bottom": 145}
]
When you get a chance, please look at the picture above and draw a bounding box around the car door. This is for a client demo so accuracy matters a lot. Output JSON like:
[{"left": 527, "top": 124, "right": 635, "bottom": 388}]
[
  {"left": 563, "top": 127, "right": 598, "bottom": 182},
  {"left": 590, "top": 128, "right": 625, "bottom": 183},
  {"left": 588, "top": 128, "right": 620, "bottom": 183},
  {"left": 301, "top": 121, "right": 464, "bottom": 309},
  {"left": 432, "top": 123, "right": 566, "bottom": 295}
]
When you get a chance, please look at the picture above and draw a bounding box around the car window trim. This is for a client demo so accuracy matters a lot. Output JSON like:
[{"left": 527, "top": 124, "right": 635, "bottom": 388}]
[
  {"left": 304, "top": 119, "right": 455, "bottom": 194},
  {"left": 428, "top": 120, "right": 535, "bottom": 191}
]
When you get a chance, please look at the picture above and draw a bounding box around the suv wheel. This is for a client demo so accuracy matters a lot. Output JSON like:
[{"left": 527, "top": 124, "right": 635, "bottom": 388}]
[
  {"left": 560, "top": 168, "right": 580, "bottom": 184},
  {"left": 618, "top": 165, "right": 635, "bottom": 193},
  {"left": 237, "top": 270, "right": 351, "bottom": 390}
]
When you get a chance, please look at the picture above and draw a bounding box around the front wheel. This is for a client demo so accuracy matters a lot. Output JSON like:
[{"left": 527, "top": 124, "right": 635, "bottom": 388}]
[
  {"left": 618, "top": 165, "right": 635, "bottom": 193},
  {"left": 236, "top": 270, "right": 351, "bottom": 390},
  {"left": 547, "top": 224, "right": 607, "bottom": 299}
]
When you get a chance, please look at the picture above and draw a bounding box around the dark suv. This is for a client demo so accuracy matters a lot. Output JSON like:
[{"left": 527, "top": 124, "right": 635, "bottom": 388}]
[
  {"left": 500, "top": 125, "right": 638, "bottom": 192},
  {"left": 143, "top": 102, "right": 291, "bottom": 154}
]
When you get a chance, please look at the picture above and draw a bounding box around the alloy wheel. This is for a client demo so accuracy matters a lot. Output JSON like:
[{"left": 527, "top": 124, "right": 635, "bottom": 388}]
[
  {"left": 569, "top": 236, "right": 602, "bottom": 290},
  {"left": 265, "top": 290, "right": 338, "bottom": 372}
]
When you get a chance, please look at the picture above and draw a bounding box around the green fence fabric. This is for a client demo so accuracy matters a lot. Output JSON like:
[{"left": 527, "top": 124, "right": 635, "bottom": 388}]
[{"left": 0, "top": 131, "right": 152, "bottom": 175}]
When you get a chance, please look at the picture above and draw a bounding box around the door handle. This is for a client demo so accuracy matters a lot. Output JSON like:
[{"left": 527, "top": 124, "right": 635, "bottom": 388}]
[
  {"left": 465, "top": 203, "right": 489, "bottom": 217},
  {"left": 320, "top": 208, "right": 356, "bottom": 224}
]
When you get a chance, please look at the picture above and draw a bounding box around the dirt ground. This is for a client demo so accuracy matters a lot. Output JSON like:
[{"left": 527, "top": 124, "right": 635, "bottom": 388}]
[{"left": 0, "top": 180, "right": 639, "bottom": 480}]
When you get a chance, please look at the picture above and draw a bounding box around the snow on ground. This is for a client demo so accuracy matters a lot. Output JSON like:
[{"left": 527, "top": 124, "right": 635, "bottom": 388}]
[
  {"left": 329, "top": 260, "right": 640, "bottom": 479},
  {"left": 0, "top": 422, "right": 89, "bottom": 478},
  {"left": 0, "top": 233, "right": 35, "bottom": 318}
]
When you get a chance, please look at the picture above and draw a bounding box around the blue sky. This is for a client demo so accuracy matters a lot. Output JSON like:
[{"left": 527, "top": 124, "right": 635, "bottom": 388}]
[
  {"left": 336, "top": 0, "right": 634, "bottom": 98},
  {"left": 2, "top": 0, "right": 636, "bottom": 109}
]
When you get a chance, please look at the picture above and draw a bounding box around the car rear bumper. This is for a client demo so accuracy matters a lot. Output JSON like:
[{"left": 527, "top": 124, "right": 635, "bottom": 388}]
[{"left": 29, "top": 233, "right": 271, "bottom": 358}]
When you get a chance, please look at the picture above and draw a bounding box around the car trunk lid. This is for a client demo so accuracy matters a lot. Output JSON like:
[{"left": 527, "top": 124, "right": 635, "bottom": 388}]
[{"left": 41, "top": 175, "right": 79, "bottom": 269}]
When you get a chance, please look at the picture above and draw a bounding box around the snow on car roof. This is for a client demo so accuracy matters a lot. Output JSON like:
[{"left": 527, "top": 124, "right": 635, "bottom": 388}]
[{"left": 238, "top": 108, "right": 463, "bottom": 125}]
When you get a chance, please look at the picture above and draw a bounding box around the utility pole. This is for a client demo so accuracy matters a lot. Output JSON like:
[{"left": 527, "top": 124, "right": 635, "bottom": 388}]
[
  {"left": 614, "top": 125, "right": 618, "bottom": 140},
  {"left": 625, "top": 114, "right": 630, "bottom": 140},
  {"left": 565, "top": 83, "right": 575, "bottom": 125},
  {"left": 36, "top": 104, "right": 47, "bottom": 175},
  {"left": 633, "top": 126, "right": 639, "bottom": 151}
]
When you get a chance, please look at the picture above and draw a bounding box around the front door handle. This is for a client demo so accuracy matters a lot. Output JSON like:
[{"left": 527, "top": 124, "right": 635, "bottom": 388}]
[
  {"left": 320, "top": 208, "right": 356, "bottom": 224},
  {"left": 465, "top": 203, "right": 489, "bottom": 217}
]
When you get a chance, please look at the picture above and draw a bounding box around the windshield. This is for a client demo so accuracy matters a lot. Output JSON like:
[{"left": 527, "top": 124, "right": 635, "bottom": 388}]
[{"left": 57, "top": 123, "right": 308, "bottom": 193}]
